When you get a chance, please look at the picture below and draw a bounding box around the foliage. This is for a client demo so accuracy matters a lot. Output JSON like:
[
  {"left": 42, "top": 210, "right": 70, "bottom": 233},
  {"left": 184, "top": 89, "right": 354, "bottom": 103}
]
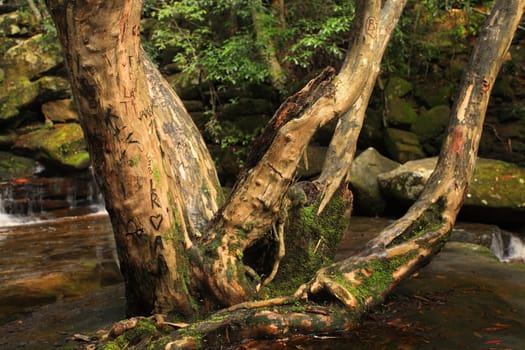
[
  {"left": 143, "top": 0, "right": 356, "bottom": 92},
  {"left": 383, "top": 0, "right": 494, "bottom": 76}
]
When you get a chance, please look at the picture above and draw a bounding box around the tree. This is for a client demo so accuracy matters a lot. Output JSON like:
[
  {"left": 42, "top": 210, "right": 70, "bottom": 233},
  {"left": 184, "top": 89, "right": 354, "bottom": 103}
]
[{"left": 44, "top": 0, "right": 524, "bottom": 348}]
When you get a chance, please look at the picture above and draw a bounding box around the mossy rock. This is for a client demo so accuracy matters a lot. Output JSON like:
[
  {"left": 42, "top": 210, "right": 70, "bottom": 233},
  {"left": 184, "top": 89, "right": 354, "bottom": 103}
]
[
  {"left": 385, "top": 77, "right": 413, "bottom": 99},
  {"left": 0, "top": 130, "right": 17, "bottom": 148},
  {"left": 0, "top": 11, "right": 37, "bottom": 37},
  {"left": 411, "top": 104, "right": 450, "bottom": 155},
  {"left": 13, "top": 123, "right": 90, "bottom": 171},
  {"left": 466, "top": 158, "right": 525, "bottom": 209},
  {"left": 0, "top": 76, "right": 71, "bottom": 123},
  {"left": 384, "top": 128, "right": 425, "bottom": 163},
  {"left": 0, "top": 151, "right": 40, "bottom": 181},
  {"left": 0, "top": 77, "right": 40, "bottom": 122},
  {"left": 378, "top": 157, "right": 525, "bottom": 212},
  {"left": 385, "top": 97, "right": 418, "bottom": 126},
  {"left": 415, "top": 83, "right": 453, "bottom": 108},
  {"left": 4, "top": 33, "right": 62, "bottom": 80}
]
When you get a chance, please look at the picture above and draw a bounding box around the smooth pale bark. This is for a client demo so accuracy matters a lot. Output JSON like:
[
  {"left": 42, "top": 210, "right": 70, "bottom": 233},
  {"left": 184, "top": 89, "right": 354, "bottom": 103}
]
[
  {"left": 302, "top": 0, "right": 525, "bottom": 316},
  {"left": 196, "top": 0, "right": 384, "bottom": 307}
]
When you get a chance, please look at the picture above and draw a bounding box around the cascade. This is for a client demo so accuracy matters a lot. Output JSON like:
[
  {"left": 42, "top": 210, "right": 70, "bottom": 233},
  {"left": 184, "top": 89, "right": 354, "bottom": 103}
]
[
  {"left": 0, "top": 170, "right": 106, "bottom": 226},
  {"left": 491, "top": 230, "right": 525, "bottom": 263}
]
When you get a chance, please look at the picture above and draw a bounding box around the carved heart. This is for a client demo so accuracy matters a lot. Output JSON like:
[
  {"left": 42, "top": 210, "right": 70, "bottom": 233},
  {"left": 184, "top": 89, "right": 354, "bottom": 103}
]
[{"left": 150, "top": 214, "right": 163, "bottom": 231}]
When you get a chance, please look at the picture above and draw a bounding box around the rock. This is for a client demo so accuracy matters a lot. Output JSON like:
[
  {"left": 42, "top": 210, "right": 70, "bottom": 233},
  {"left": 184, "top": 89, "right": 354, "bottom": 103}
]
[
  {"left": 385, "top": 77, "right": 413, "bottom": 99},
  {"left": 385, "top": 97, "right": 418, "bottom": 126},
  {"left": 0, "top": 76, "right": 70, "bottom": 123},
  {"left": 357, "top": 109, "right": 384, "bottom": 150},
  {"left": 41, "top": 99, "right": 79, "bottom": 124},
  {"left": 384, "top": 128, "right": 425, "bottom": 162},
  {"left": 0, "top": 11, "right": 36, "bottom": 37},
  {"left": 0, "top": 129, "right": 16, "bottom": 148},
  {"left": 377, "top": 157, "right": 525, "bottom": 224},
  {"left": 0, "top": 151, "right": 40, "bottom": 181},
  {"left": 410, "top": 104, "right": 450, "bottom": 154},
  {"left": 0, "top": 78, "right": 40, "bottom": 122},
  {"left": 377, "top": 157, "right": 435, "bottom": 202},
  {"left": 415, "top": 83, "right": 453, "bottom": 108},
  {"left": 297, "top": 145, "right": 328, "bottom": 179},
  {"left": 13, "top": 123, "right": 90, "bottom": 171},
  {"left": 4, "top": 33, "right": 62, "bottom": 80},
  {"left": 217, "top": 98, "right": 274, "bottom": 121},
  {"left": 349, "top": 147, "right": 400, "bottom": 216}
]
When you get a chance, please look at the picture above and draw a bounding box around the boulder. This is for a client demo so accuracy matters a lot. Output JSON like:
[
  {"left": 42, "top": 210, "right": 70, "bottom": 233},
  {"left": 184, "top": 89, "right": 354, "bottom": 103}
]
[
  {"left": 415, "top": 84, "right": 453, "bottom": 108},
  {"left": 378, "top": 157, "right": 525, "bottom": 224},
  {"left": 0, "top": 151, "right": 40, "bottom": 181},
  {"left": 41, "top": 99, "right": 79, "bottom": 124},
  {"left": 0, "top": 76, "right": 70, "bottom": 123},
  {"left": 297, "top": 145, "right": 328, "bottom": 179},
  {"left": 13, "top": 123, "right": 90, "bottom": 171},
  {"left": 411, "top": 104, "right": 450, "bottom": 154},
  {"left": 384, "top": 128, "right": 426, "bottom": 162},
  {"left": 385, "top": 76, "right": 413, "bottom": 99},
  {"left": 0, "top": 77, "right": 39, "bottom": 122},
  {"left": 349, "top": 147, "right": 400, "bottom": 215},
  {"left": 0, "top": 11, "right": 36, "bottom": 37},
  {"left": 385, "top": 97, "right": 418, "bottom": 126},
  {"left": 3, "top": 33, "right": 62, "bottom": 80}
]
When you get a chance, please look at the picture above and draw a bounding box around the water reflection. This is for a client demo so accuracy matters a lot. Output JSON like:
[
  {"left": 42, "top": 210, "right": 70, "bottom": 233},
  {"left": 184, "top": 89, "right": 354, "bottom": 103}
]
[{"left": 0, "top": 212, "right": 121, "bottom": 325}]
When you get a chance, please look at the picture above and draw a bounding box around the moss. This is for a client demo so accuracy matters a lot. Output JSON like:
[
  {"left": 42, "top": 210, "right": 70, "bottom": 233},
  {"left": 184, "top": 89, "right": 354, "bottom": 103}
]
[
  {"left": 128, "top": 155, "right": 141, "bottom": 167},
  {"left": 330, "top": 250, "right": 419, "bottom": 310},
  {"left": 152, "top": 166, "right": 161, "bottom": 187},
  {"left": 387, "top": 198, "right": 445, "bottom": 248},
  {"left": 267, "top": 187, "right": 350, "bottom": 296},
  {"left": 101, "top": 319, "right": 160, "bottom": 349}
]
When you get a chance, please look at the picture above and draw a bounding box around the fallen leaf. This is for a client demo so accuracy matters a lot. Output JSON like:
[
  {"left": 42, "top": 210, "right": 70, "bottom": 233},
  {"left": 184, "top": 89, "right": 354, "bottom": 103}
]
[
  {"left": 485, "top": 339, "right": 503, "bottom": 345},
  {"left": 473, "top": 331, "right": 483, "bottom": 338},
  {"left": 493, "top": 322, "right": 511, "bottom": 328}
]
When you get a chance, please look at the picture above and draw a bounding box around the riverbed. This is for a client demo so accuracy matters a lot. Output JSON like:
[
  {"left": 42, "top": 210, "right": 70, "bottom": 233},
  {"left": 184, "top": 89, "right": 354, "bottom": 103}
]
[{"left": 0, "top": 213, "right": 524, "bottom": 349}]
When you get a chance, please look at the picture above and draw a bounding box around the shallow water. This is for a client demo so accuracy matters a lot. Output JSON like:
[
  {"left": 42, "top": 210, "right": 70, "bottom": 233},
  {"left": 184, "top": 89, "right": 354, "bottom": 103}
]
[
  {"left": 0, "top": 209, "right": 121, "bottom": 326},
  {"left": 0, "top": 213, "right": 524, "bottom": 349}
]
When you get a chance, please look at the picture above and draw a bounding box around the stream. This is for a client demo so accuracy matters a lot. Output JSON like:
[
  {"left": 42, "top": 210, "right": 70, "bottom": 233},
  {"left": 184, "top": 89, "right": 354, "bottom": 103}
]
[{"left": 0, "top": 180, "right": 524, "bottom": 349}]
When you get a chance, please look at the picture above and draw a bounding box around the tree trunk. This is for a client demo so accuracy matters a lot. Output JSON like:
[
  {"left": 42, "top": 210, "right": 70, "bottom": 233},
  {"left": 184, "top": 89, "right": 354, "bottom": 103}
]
[
  {"left": 45, "top": 0, "right": 524, "bottom": 347},
  {"left": 46, "top": 0, "right": 223, "bottom": 318}
]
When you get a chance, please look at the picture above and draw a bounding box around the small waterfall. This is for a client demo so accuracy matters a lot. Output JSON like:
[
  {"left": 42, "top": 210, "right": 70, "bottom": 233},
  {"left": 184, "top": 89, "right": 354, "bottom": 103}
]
[
  {"left": 0, "top": 170, "right": 107, "bottom": 226},
  {"left": 491, "top": 231, "right": 525, "bottom": 263}
]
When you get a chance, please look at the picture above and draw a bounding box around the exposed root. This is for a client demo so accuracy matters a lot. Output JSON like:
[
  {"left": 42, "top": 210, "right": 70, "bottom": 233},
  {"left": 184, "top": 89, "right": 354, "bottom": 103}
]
[
  {"left": 222, "top": 296, "right": 297, "bottom": 312},
  {"left": 259, "top": 221, "right": 286, "bottom": 289}
]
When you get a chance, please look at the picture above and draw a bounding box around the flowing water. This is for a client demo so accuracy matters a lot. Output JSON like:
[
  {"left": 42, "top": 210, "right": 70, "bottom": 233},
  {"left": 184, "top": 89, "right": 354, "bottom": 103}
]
[{"left": 0, "top": 178, "right": 524, "bottom": 349}]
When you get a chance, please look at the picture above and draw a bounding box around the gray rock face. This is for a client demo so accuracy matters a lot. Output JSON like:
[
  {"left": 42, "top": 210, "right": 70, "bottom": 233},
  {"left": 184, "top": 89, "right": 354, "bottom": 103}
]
[{"left": 349, "top": 147, "right": 400, "bottom": 215}]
